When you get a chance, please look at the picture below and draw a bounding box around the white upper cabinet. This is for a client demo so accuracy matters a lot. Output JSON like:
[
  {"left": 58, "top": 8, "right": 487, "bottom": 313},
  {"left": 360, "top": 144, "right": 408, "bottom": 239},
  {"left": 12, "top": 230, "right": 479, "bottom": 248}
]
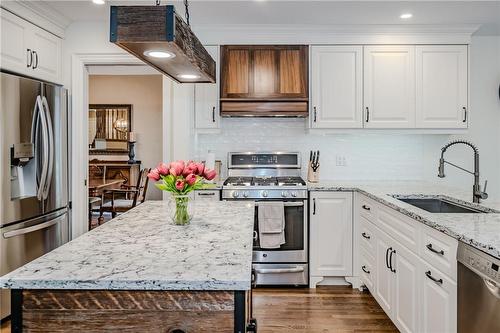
[
  {"left": 311, "top": 46, "right": 363, "bottom": 128},
  {"left": 194, "top": 45, "right": 220, "bottom": 129},
  {"left": 1, "top": 9, "right": 30, "bottom": 73},
  {"left": 364, "top": 46, "right": 416, "bottom": 128},
  {"left": 310, "top": 192, "right": 353, "bottom": 281},
  {"left": 0, "top": 9, "right": 62, "bottom": 84},
  {"left": 416, "top": 45, "right": 468, "bottom": 128}
]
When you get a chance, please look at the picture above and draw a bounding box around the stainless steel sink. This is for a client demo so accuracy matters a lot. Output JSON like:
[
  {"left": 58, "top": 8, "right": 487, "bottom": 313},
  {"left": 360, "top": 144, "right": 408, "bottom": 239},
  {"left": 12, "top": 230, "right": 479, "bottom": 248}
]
[{"left": 396, "top": 197, "right": 488, "bottom": 214}]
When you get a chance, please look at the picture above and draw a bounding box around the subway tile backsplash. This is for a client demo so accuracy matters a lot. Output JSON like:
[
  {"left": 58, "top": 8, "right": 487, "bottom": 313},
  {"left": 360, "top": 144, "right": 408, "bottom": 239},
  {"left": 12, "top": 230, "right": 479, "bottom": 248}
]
[{"left": 194, "top": 118, "right": 444, "bottom": 180}]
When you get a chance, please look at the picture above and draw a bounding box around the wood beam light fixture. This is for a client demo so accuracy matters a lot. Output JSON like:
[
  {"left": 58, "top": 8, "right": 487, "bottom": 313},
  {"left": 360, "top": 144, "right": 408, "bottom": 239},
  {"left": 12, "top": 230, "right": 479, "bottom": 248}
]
[{"left": 110, "top": 3, "right": 216, "bottom": 83}]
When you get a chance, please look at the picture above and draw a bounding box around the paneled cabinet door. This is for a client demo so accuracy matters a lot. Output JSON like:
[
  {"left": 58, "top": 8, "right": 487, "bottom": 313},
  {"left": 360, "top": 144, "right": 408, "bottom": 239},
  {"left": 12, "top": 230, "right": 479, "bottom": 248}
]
[
  {"left": 392, "top": 242, "right": 421, "bottom": 333},
  {"left": 195, "top": 46, "right": 219, "bottom": 129},
  {"left": 0, "top": 9, "right": 62, "bottom": 84},
  {"left": 364, "top": 46, "right": 416, "bottom": 128},
  {"left": 311, "top": 46, "right": 363, "bottom": 128},
  {"left": 27, "top": 26, "right": 62, "bottom": 84},
  {"left": 421, "top": 263, "right": 457, "bottom": 333},
  {"left": 374, "top": 229, "right": 395, "bottom": 316},
  {"left": 416, "top": 45, "right": 468, "bottom": 128},
  {"left": 0, "top": 9, "right": 31, "bottom": 76},
  {"left": 310, "top": 192, "right": 353, "bottom": 277}
]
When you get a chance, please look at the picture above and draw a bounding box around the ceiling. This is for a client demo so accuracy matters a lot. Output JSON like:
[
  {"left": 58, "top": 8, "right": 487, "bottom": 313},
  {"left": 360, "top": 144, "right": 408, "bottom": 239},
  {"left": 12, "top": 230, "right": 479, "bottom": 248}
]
[{"left": 41, "top": 0, "right": 500, "bottom": 35}]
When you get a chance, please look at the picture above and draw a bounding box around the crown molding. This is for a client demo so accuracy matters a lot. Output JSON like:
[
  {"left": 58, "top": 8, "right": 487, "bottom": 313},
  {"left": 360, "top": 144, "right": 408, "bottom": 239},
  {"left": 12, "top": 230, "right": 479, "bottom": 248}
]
[
  {"left": 1, "top": 0, "right": 71, "bottom": 38},
  {"left": 192, "top": 24, "right": 480, "bottom": 45}
]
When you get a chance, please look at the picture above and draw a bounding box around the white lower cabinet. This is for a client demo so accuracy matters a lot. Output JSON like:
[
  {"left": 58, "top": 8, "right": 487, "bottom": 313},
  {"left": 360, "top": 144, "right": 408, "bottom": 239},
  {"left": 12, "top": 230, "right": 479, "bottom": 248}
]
[
  {"left": 357, "top": 193, "right": 457, "bottom": 333},
  {"left": 421, "top": 262, "right": 457, "bottom": 333},
  {"left": 310, "top": 191, "right": 353, "bottom": 285}
]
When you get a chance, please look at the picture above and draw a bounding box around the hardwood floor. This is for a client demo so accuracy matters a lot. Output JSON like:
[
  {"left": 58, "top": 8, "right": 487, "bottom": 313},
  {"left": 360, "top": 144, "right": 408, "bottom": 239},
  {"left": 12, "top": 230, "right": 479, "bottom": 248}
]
[
  {"left": 0, "top": 286, "right": 397, "bottom": 332},
  {"left": 253, "top": 286, "right": 398, "bottom": 333}
]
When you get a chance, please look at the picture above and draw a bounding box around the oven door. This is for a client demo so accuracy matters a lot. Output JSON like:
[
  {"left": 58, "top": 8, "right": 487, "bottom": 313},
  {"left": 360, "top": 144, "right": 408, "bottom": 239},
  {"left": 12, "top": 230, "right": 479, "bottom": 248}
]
[{"left": 252, "top": 200, "right": 307, "bottom": 263}]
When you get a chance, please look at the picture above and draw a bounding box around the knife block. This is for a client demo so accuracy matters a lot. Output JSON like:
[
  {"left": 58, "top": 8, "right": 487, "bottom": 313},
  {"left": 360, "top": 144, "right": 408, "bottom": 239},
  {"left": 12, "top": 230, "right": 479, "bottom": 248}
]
[{"left": 307, "top": 162, "right": 320, "bottom": 183}]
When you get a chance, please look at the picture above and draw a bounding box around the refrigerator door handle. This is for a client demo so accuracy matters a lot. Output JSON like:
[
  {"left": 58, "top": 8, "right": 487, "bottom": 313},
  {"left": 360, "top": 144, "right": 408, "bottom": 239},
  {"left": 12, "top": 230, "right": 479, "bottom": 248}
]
[
  {"left": 35, "top": 96, "right": 49, "bottom": 201},
  {"left": 3, "top": 215, "right": 64, "bottom": 238},
  {"left": 41, "top": 96, "right": 54, "bottom": 199}
]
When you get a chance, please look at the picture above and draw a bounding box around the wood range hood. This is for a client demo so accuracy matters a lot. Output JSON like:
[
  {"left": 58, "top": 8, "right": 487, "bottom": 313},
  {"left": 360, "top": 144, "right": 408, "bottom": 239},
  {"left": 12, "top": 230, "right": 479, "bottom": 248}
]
[
  {"left": 220, "top": 45, "right": 309, "bottom": 117},
  {"left": 110, "top": 5, "right": 215, "bottom": 83}
]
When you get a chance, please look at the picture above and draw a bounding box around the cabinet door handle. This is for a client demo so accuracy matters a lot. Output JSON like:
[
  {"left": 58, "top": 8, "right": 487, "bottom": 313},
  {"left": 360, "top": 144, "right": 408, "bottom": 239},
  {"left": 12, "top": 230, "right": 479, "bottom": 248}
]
[
  {"left": 426, "top": 243, "right": 444, "bottom": 256},
  {"left": 32, "top": 51, "right": 38, "bottom": 69},
  {"left": 362, "top": 265, "right": 370, "bottom": 274},
  {"left": 365, "top": 107, "right": 370, "bottom": 122},
  {"left": 362, "top": 204, "right": 370, "bottom": 211},
  {"left": 312, "top": 198, "right": 316, "bottom": 215},
  {"left": 425, "top": 270, "right": 443, "bottom": 285},
  {"left": 462, "top": 107, "right": 467, "bottom": 123},
  {"left": 212, "top": 106, "right": 216, "bottom": 122},
  {"left": 389, "top": 249, "right": 396, "bottom": 273},
  {"left": 313, "top": 106, "right": 317, "bottom": 122},
  {"left": 361, "top": 232, "right": 371, "bottom": 239},
  {"left": 197, "top": 192, "right": 215, "bottom": 196},
  {"left": 385, "top": 247, "right": 391, "bottom": 269},
  {"left": 27, "top": 48, "right": 32, "bottom": 68}
]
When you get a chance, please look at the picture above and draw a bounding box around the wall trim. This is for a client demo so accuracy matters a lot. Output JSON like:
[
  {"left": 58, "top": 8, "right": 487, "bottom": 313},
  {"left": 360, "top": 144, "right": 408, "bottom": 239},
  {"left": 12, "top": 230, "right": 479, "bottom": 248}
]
[
  {"left": 193, "top": 24, "right": 479, "bottom": 45},
  {"left": 1, "top": 0, "right": 71, "bottom": 38},
  {"left": 70, "top": 52, "right": 172, "bottom": 239}
]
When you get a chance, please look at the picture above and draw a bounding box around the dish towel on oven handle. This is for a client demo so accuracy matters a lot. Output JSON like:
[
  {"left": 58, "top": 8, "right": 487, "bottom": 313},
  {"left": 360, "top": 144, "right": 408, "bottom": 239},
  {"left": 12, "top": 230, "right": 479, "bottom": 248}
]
[{"left": 258, "top": 201, "right": 286, "bottom": 249}]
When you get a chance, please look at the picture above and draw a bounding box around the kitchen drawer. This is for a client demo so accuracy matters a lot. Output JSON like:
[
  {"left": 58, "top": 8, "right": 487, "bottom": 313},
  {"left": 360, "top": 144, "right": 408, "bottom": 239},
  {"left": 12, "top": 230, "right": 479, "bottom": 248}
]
[
  {"left": 420, "top": 224, "right": 457, "bottom": 280},
  {"left": 358, "top": 194, "right": 378, "bottom": 222},
  {"left": 360, "top": 247, "right": 376, "bottom": 292},
  {"left": 376, "top": 206, "right": 420, "bottom": 253},
  {"left": 193, "top": 190, "right": 220, "bottom": 201},
  {"left": 359, "top": 215, "right": 376, "bottom": 254}
]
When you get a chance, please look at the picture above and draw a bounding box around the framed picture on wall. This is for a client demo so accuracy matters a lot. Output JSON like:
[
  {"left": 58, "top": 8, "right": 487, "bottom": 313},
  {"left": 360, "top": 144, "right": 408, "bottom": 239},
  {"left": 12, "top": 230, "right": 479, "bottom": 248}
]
[{"left": 89, "top": 104, "right": 132, "bottom": 155}]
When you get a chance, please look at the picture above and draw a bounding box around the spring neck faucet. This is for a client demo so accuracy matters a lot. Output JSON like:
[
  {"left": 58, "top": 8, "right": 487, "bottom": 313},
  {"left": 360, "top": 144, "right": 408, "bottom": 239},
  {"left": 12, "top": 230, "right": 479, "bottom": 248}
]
[{"left": 438, "top": 140, "right": 488, "bottom": 203}]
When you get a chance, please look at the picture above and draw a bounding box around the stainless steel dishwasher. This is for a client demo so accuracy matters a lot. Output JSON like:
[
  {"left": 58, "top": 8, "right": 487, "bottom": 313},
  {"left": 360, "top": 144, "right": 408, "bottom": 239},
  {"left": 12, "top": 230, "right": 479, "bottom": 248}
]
[{"left": 457, "top": 243, "right": 500, "bottom": 333}]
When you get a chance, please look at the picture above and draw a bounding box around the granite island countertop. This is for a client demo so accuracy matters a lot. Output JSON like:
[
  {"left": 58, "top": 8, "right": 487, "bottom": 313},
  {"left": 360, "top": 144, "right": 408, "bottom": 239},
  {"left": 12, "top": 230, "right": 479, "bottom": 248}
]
[
  {"left": 0, "top": 201, "right": 255, "bottom": 291},
  {"left": 308, "top": 180, "right": 500, "bottom": 259}
]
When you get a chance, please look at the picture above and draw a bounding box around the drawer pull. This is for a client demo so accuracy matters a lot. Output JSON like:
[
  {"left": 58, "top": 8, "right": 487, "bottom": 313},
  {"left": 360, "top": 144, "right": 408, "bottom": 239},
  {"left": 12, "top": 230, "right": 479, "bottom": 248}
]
[
  {"left": 425, "top": 270, "right": 443, "bottom": 285},
  {"left": 361, "top": 265, "right": 370, "bottom": 274},
  {"left": 361, "top": 232, "right": 371, "bottom": 239},
  {"left": 426, "top": 243, "right": 444, "bottom": 256},
  {"left": 362, "top": 205, "right": 371, "bottom": 211},
  {"left": 197, "top": 192, "right": 215, "bottom": 196}
]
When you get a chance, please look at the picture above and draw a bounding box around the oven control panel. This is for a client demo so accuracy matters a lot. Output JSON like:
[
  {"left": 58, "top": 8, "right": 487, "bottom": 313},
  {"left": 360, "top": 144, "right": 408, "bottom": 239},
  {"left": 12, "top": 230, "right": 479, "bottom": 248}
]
[
  {"left": 222, "top": 189, "right": 307, "bottom": 200},
  {"left": 458, "top": 243, "right": 500, "bottom": 283}
]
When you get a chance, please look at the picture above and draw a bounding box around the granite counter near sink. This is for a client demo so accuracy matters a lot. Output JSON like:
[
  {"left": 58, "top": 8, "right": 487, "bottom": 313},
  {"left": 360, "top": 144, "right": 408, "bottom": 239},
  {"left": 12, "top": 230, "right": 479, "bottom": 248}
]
[{"left": 308, "top": 180, "right": 500, "bottom": 259}]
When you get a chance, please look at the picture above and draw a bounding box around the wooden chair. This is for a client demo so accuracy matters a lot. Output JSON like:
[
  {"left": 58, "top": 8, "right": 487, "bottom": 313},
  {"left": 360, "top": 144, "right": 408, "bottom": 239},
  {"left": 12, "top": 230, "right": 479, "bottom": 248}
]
[{"left": 98, "top": 168, "right": 151, "bottom": 224}]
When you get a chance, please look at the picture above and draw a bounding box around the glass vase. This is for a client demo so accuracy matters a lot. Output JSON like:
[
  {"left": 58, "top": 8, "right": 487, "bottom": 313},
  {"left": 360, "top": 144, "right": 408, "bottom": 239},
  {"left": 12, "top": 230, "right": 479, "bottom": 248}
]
[{"left": 169, "top": 194, "right": 194, "bottom": 225}]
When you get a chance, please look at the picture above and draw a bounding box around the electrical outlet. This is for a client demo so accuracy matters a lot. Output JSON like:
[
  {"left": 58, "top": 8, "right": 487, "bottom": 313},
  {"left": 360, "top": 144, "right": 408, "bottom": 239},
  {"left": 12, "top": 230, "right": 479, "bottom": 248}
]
[{"left": 336, "top": 155, "right": 347, "bottom": 167}]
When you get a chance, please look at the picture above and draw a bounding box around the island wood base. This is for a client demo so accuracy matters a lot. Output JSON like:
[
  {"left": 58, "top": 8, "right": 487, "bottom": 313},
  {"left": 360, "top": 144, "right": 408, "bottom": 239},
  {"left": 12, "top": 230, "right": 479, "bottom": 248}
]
[{"left": 11, "top": 289, "right": 252, "bottom": 333}]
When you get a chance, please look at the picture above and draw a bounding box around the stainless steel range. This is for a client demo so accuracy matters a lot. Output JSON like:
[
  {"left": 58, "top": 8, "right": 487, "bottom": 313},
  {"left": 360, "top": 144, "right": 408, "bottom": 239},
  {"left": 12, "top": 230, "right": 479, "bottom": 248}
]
[{"left": 222, "top": 152, "right": 308, "bottom": 286}]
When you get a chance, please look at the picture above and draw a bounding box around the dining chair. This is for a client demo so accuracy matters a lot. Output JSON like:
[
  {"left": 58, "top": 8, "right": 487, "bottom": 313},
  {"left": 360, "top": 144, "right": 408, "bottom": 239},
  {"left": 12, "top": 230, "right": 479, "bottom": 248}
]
[{"left": 98, "top": 168, "right": 151, "bottom": 224}]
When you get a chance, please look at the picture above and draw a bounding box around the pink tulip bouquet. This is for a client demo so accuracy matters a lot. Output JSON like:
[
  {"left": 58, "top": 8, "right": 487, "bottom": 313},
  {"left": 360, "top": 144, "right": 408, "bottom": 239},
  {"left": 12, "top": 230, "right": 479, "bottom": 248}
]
[{"left": 147, "top": 160, "right": 217, "bottom": 225}]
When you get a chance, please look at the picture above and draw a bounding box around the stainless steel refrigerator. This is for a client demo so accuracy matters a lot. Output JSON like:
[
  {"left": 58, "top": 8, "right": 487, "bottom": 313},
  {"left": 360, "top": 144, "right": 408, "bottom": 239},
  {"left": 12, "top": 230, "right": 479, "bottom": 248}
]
[{"left": 0, "top": 72, "right": 70, "bottom": 319}]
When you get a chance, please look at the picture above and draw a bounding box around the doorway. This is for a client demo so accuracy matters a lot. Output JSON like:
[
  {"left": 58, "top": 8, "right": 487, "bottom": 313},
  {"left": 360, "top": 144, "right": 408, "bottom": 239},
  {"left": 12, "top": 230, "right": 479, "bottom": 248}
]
[{"left": 86, "top": 66, "right": 163, "bottom": 228}]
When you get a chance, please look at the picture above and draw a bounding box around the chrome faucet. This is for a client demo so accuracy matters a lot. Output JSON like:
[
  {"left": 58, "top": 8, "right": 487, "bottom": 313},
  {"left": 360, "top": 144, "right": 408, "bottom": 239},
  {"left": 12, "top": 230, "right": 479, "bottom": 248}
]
[{"left": 438, "top": 140, "right": 488, "bottom": 203}]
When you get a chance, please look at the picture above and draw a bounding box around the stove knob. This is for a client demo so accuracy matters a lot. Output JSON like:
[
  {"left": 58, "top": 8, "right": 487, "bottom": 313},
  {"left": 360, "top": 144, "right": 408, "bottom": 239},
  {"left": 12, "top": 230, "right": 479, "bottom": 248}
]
[
  {"left": 281, "top": 191, "right": 288, "bottom": 198},
  {"left": 262, "top": 190, "right": 268, "bottom": 198},
  {"left": 232, "top": 191, "right": 240, "bottom": 198},
  {"left": 291, "top": 191, "right": 298, "bottom": 197},
  {"left": 243, "top": 191, "right": 249, "bottom": 198}
]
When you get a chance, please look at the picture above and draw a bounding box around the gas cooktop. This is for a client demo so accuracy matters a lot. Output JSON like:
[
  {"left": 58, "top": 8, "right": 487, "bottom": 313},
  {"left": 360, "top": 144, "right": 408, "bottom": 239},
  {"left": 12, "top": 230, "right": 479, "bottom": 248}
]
[{"left": 223, "top": 176, "right": 306, "bottom": 187}]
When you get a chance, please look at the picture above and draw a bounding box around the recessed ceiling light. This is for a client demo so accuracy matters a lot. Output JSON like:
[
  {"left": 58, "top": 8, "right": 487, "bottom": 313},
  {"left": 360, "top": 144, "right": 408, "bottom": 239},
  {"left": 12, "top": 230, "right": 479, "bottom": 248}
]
[
  {"left": 178, "top": 74, "right": 200, "bottom": 80},
  {"left": 92, "top": 0, "right": 105, "bottom": 5},
  {"left": 400, "top": 13, "right": 413, "bottom": 19},
  {"left": 143, "top": 50, "right": 176, "bottom": 59}
]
